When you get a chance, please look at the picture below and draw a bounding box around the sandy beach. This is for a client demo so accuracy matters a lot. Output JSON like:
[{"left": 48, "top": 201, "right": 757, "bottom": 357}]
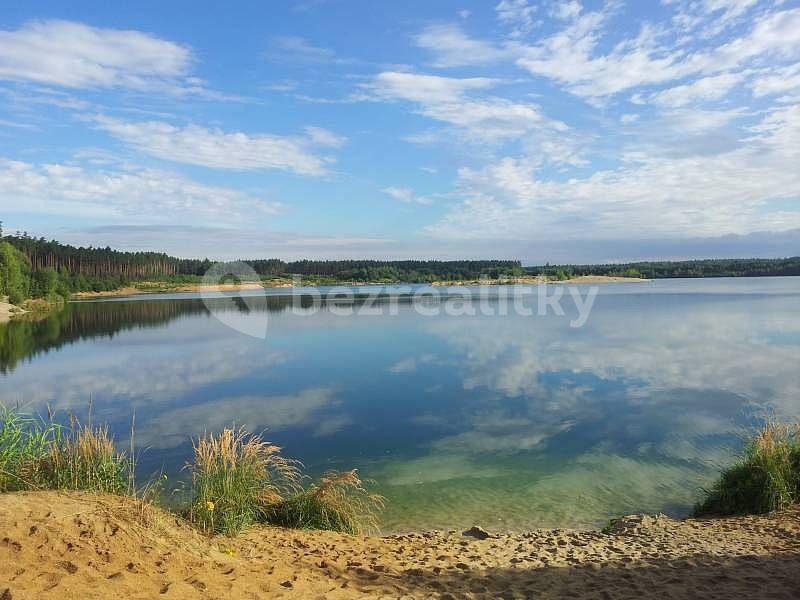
[
  {"left": 70, "top": 282, "right": 277, "bottom": 300},
  {"left": 66, "top": 275, "right": 652, "bottom": 300},
  {"left": 1, "top": 491, "right": 798, "bottom": 599}
]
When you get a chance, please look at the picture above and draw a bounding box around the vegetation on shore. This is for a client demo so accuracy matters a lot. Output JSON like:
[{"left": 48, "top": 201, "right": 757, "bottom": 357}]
[
  {"left": 695, "top": 422, "right": 800, "bottom": 516},
  {"left": 3, "top": 230, "right": 800, "bottom": 307},
  {"left": 2, "top": 232, "right": 524, "bottom": 295},
  {"left": 187, "top": 427, "right": 300, "bottom": 535},
  {"left": 0, "top": 408, "right": 383, "bottom": 536},
  {"left": 526, "top": 257, "right": 800, "bottom": 280},
  {"left": 0, "top": 409, "right": 130, "bottom": 494},
  {"left": 3, "top": 406, "right": 800, "bottom": 537},
  {"left": 266, "top": 470, "right": 385, "bottom": 535}
]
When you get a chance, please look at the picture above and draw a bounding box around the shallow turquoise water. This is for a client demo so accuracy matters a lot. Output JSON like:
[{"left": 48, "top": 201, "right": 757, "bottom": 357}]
[{"left": 2, "top": 278, "right": 799, "bottom": 531}]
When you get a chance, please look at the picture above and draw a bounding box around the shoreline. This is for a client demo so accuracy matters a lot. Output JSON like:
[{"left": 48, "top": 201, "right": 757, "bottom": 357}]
[
  {"left": 69, "top": 275, "right": 650, "bottom": 300},
  {"left": 0, "top": 300, "right": 24, "bottom": 324},
  {"left": 432, "top": 275, "right": 650, "bottom": 286},
  {"left": 1, "top": 491, "right": 798, "bottom": 599},
  {"left": 70, "top": 281, "right": 274, "bottom": 300}
]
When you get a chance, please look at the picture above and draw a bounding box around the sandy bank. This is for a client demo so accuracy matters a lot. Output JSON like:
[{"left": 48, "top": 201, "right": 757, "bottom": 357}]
[
  {"left": 1, "top": 491, "right": 798, "bottom": 599},
  {"left": 0, "top": 301, "right": 25, "bottom": 324},
  {"left": 68, "top": 276, "right": 651, "bottom": 300},
  {"left": 71, "top": 281, "right": 276, "bottom": 300}
]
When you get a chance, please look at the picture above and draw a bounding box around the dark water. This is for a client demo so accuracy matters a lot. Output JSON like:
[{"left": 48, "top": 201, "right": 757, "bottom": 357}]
[{"left": 1, "top": 278, "right": 799, "bottom": 531}]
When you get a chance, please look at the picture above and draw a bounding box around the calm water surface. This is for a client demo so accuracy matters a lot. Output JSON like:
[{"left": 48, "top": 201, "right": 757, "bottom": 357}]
[{"left": 2, "top": 277, "right": 799, "bottom": 532}]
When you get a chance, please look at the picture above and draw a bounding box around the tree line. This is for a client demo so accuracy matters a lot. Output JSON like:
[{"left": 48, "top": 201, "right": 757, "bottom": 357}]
[
  {"left": 2, "top": 228, "right": 799, "bottom": 306},
  {"left": 0, "top": 231, "right": 526, "bottom": 301},
  {"left": 526, "top": 257, "right": 800, "bottom": 280}
]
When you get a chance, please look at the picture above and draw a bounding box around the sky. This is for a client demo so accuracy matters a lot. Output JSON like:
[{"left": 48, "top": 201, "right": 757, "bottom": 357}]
[{"left": 0, "top": 0, "right": 799, "bottom": 263}]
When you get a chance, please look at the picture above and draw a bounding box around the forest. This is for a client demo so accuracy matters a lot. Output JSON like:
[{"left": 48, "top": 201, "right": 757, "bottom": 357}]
[
  {"left": 0, "top": 232, "right": 525, "bottom": 302},
  {"left": 1, "top": 229, "right": 799, "bottom": 306}
]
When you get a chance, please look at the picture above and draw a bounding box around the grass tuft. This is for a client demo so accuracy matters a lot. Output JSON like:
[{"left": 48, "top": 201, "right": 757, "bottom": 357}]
[
  {"left": 43, "top": 420, "right": 130, "bottom": 494},
  {"left": 187, "top": 427, "right": 300, "bottom": 535},
  {"left": 265, "top": 469, "right": 385, "bottom": 535},
  {"left": 3, "top": 410, "right": 385, "bottom": 537},
  {"left": 694, "top": 422, "right": 800, "bottom": 516},
  {"left": 0, "top": 409, "right": 58, "bottom": 492},
  {"left": 0, "top": 409, "right": 130, "bottom": 494}
]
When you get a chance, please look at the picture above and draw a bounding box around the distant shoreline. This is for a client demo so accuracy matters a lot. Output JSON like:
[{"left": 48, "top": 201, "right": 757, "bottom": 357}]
[
  {"left": 431, "top": 275, "right": 649, "bottom": 286},
  {"left": 67, "top": 275, "right": 650, "bottom": 300},
  {"left": 70, "top": 281, "right": 275, "bottom": 300}
]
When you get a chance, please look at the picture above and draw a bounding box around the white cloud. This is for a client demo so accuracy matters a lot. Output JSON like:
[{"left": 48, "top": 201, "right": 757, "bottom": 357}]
[
  {"left": 702, "top": 0, "right": 758, "bottom": 20},
  {"left": 0, "top": 158, "right": 281, "bottom": 223},
  {"left": 650, "top": 72, "right": 744, "bottom": 107},
  {"left": 413, "top": 6, "right": 799, "bottom": 103},
  {"left": 362, "top": 71, "right": 567, "bottom": 143},
  {"left": 513, "top": 6, "right": 800, "bottom": 100},
  {"left": 427, "top": 105, "right": 800, "bottom": 240},
  {"left": 382, "top": 186, "right": 433, "bottom": 205},
  {"left": 750, "top": 62, "right": 800, "bottom": 98},
  {"left": 50, "top": 225, "right": 397, "bottom": 262},
  {"left": 414, "top": 24, "right": 512, "bottom": 67},
  {"left": 0, "top": 118, "right": 37, "bottom": 130},
  {"left": 94, "top": 116, "right": 342, "bottom": 176},
  {"left": 670, "top": 0, "right": 759, "bottom": 37},
  {"left": 694, "top": 8, "right": 800, "bottom": 73},
  {"left": 361, "top": 71, "right": 496, "bottom": 104},
  {"left": 303, "top": 125, "right": 348, "bottom": 148},
  {"left": 496, "top": 0, "right": 539, "bottom": 37},
  {"left": 516, "top": 12, "right": 692, "bottom": 99},
  {"left": 388, "top": 354, "right": 436, "bottom": 373},
  {"left": 266, "top": 36, "right": 353, "bottom": 65},
  {"left": 551, "top": 1, "right": 582, "bottom": 21},
  {"left": 620, "top": 113, "right": 640, "bottom": 124},
  {"left": 0, "top": 20, "right": 194, "bottom": 92},
  {"left": 659, "top": 106, "right": 746, "bottom": 133},
  {"left": 422, "top": 97, "right": 567, "bottom": 140}
]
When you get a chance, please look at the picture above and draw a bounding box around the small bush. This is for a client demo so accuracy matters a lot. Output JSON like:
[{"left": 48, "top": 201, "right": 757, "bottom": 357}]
[
  {"left": 187, "top": 427, "right": 299, "bottom": 535},
  {"left": 695, "top": 423, "right": 800, "bottom": 516},
  {"left": 0, "top": 410, "right": 57, "bottom": 491},
  {"left": 266, "top": 470, "right": 385, "bottom": 535},
  {"left": 0, "top": 409, "right": 130, "bottom": 494},
  {"left": 42, "top": 421, "right": 130, "bottom": 494},
  {"left": 3, "top": 411, "right": 387, "bottom": 537}
]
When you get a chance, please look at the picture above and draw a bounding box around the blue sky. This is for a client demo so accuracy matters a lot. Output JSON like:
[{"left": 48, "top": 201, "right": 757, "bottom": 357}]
[{"left": 1, "top": 0, "right": 799, "bottom": 262}]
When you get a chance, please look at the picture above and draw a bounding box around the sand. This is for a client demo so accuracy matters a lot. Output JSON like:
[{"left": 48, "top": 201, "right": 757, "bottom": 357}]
[
  {"left": 71, "top": 282, "right": 276, "bottom": 300},
  {"left": 0, "top": 301, "right": 25, "bottom": 324},
  {"left": 1, "top": 492, "right": 799, "bottom": 599},
  {"left": 69, "top": 276, "right": 650, "bottom": 299}
]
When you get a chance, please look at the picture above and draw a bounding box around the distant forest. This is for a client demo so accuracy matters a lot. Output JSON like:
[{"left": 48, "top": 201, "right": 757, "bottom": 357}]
[
  {"left": 0, "top": 232, "right": 524, "bottom": 301},
  {"left": 1, "top": 230, "right": 799, "bottom": 305},
  {"left": 526, "top": 257, "right": 800, "bottom": 280},
  {"left": 3, "top": 233, "right": 522, "bottom": 282}
]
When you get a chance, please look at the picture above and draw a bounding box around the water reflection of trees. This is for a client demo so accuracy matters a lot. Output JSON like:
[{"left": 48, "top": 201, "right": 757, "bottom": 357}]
[
  {"left": 1, "top": 292, "right": 455, "bottom": 373},
  {"left": 0, "top": 296, "right": 316, "bottom": 373}
]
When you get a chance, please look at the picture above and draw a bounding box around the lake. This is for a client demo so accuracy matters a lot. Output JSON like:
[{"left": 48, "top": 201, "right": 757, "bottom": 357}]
[{"left": 1, "top": 277, "right": 799, "bottom": 532}]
